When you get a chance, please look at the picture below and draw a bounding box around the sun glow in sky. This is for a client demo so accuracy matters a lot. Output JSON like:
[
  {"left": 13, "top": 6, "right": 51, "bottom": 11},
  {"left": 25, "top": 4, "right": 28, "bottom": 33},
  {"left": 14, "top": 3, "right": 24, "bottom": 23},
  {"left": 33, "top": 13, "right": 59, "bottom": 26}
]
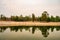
[{"left": 0, "top": 0, "right": 60, "bottom": 17}]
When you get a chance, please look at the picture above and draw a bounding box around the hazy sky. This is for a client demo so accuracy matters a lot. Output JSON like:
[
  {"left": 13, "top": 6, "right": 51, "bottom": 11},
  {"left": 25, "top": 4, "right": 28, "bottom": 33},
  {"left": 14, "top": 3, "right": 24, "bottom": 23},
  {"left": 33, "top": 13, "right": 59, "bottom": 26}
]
[{"left": 0, "top": 0, "right": 60, "bottom": 17}]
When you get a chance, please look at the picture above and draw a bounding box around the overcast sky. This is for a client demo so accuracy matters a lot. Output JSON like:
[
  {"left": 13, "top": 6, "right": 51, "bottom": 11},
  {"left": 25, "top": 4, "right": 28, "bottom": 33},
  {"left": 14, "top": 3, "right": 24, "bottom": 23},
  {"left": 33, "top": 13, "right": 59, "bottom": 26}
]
[{"left": 0, "top": 0, "right": 60, "bottom": 17}]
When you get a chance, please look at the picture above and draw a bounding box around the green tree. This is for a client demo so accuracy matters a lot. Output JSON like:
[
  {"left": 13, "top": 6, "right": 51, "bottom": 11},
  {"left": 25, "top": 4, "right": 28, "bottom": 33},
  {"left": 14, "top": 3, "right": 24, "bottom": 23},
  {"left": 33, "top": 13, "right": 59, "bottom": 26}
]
[
  {"left": 0, "top": 14, "right": 6, "bottom": 20},
  {"left": 2, "top": 16, "right": 6, "bottom": 20},
  {"left": 19, "top": 15, "right": 24, "bottom": 21},
  {"left": 15, "top": 16, "right": 19, "bottom": 21},
  {"left": 47, "top": 17, "right": 51, "bottom": 22},
  {"left": 32, "top": 13, "right": 35, "bottom": 22},
  {"left": 11, "top": 16, "right": 16, "bottom": 21},
  {"left": 0, "top": 14, "right": 3, "bottom": 20},
  {"left": 24, "top": 16, "right": 31, "bottom": 21},
  {"left": 36, "top": 16, "right": 41, "bottom": 21},
  {"left": 50, "top": 16, "right": 55, "bottom": 22},
  {"left": 55, "top": 16, "right": 60, "bottom": 22},
  {"left": 41, "top": 11, "right": 49, "bottom": 22}
]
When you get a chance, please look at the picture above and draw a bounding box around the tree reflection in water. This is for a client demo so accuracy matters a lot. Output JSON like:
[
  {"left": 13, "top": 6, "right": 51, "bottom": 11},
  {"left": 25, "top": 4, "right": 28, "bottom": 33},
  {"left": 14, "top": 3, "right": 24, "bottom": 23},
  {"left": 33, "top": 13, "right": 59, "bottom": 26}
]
[
  {"left": 10, "top": 26, "right": 30, "bottom": 32},
  {"left": 0, "top": 26, "right": 60, "bottom": 37},
  {"left": 0, "top": 27, "right": 8, "bottom": 32},
  {"left": 38, "top": 26, "right": 50, "bottom": 37}
]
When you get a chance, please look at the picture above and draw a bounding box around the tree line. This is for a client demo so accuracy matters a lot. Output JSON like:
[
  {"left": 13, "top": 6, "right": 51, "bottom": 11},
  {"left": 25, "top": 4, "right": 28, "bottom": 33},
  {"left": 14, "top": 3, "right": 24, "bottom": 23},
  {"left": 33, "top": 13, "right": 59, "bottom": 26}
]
[{"left": 0, "top": 11, "right": 60, "bottom": 22}]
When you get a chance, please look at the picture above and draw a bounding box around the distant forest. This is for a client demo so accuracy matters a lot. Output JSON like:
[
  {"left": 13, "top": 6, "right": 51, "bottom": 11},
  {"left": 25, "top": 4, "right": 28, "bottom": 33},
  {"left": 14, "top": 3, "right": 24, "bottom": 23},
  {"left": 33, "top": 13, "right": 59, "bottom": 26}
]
[{"left": 0, "top": 11, "right": 60, "bottom": 22}]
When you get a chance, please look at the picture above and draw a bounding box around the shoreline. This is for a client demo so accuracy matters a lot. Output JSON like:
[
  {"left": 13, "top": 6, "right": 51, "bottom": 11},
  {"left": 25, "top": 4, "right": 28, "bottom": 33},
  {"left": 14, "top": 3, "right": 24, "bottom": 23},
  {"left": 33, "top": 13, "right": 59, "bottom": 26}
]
[{"left": 0, "top": 21, "right": 60, "bottom": 26}]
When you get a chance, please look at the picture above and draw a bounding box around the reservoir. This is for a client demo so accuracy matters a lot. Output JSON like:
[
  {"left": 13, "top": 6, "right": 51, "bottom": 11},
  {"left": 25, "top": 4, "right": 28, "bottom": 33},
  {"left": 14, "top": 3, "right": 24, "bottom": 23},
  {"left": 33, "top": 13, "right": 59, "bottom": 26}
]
[{"left": 0, "top": 26, "right": 60, "bottom": 40}]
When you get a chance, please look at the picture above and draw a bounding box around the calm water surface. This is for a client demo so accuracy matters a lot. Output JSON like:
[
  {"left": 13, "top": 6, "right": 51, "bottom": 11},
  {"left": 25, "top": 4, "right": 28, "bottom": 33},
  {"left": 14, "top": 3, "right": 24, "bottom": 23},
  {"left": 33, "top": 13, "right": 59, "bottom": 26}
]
[{"left": 0, "top": 26, "right": 60, "bottom": 40}]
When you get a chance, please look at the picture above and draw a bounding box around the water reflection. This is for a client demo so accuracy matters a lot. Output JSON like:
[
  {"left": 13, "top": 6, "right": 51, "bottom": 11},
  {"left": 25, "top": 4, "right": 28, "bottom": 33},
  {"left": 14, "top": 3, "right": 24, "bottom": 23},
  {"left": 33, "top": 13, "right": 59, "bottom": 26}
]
[
  {"left": 0, "top": 26, "right": 60, "bottom": 37},
  {"left": 10, "top": 26, "right": 30, "bottom": 32},
  {"left": 0, "top": 27, "right": 8, "bottom": 32}
]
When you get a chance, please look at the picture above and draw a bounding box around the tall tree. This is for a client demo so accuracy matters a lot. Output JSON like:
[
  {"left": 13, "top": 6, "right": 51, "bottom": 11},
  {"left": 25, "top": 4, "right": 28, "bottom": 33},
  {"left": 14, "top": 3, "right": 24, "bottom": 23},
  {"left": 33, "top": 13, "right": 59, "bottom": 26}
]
[
  {"left": 32, "top": 13, "right": 35, "bottom": 22},
  {"left": 0, "top": 14, "right": 6, "bottom": 20},
  {"left": 0, "top": 14, "right": 3, "bottom": 19},
  {"left": 41, "top": 11, "right": 49, "bottom": 22}
]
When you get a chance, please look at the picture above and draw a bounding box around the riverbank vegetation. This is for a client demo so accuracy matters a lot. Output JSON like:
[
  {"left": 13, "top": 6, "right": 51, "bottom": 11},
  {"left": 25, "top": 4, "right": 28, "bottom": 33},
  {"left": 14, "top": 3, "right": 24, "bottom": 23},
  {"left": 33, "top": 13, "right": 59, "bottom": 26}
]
[{"left": 0, "top": 11, "right": 60, "bottom": 22}]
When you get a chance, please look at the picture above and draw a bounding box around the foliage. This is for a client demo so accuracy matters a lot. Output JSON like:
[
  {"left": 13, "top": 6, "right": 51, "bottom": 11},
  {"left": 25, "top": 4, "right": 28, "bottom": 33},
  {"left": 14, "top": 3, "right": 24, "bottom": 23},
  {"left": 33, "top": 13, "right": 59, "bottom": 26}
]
[
  {"left": 32, "top": 13, "right": 35, "bottom": 22},
  {"left": 50, "top": 16, "right": 55, "bottom": 22},
  {"left": 41, "top": 11, "right": 49, "bottom": 22},
  {"left": 0, "top": 14, "right": 6, "bottom": 20},
  {"left": 0, "top": 11, "right": 60, "bottom": 22}
]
